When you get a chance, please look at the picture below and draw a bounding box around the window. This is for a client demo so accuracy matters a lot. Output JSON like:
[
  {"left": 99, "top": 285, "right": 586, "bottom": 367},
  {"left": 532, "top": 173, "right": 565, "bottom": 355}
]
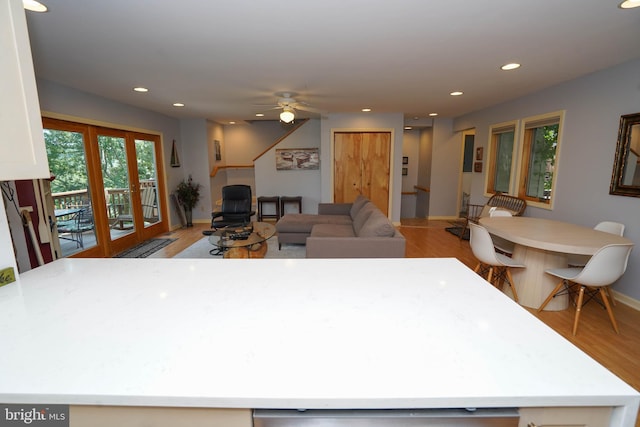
[
  {"left": 485, "top": 121, "right": 518, "bottom": 194},
  {"left": 484, "top": 111, "right": 564, "bottom": 209},
  {"left": 517, "top": 112, "right": 564, "bottom": 207}
]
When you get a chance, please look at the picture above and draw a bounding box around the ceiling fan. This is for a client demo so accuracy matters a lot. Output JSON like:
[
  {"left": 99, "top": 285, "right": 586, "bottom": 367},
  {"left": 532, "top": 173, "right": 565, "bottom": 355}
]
[{"left": 254, "top": 92, "right": 323, "bottom": 123}]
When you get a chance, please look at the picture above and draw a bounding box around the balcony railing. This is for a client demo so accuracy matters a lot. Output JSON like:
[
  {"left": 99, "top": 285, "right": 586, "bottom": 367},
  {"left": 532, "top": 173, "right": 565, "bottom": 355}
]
[{"left": 52, "top": 180, "right": 156, "bottom": 225}]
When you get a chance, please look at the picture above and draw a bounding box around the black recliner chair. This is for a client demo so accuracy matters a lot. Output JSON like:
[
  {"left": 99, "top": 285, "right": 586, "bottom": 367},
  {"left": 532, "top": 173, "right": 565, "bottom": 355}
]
[{"left": 210, "top": 184, "right": 255, "bottom": 230}]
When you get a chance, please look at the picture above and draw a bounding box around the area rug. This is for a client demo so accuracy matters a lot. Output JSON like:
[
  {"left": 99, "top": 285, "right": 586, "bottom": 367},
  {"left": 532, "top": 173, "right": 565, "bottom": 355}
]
[
  {"left": 114, "top": 238, "right": 176, "bottom": 258},
  {"left": 173, "top": 236, "right": 305, "bottom": 259},
  {"left": 445, "top": 226, "right": 469, "bottom": 241}
]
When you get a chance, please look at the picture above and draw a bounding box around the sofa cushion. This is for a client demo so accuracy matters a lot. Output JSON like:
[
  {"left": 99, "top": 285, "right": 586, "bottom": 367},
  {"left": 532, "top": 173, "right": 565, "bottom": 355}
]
[
  {"left": 357, "top": 210, "right": 396, "bottom": 237},
  {"left": 310, "top": 223, "right": 356, "bottom": 238},
  {"left": 349, "top": 194, "right": 369, "bottom": 219},
  {"left": 352, "top": 202, "right": 375, "bottom": 235},
  {"left": 276, "top": 213, "right": 351, "bottom": 233}
]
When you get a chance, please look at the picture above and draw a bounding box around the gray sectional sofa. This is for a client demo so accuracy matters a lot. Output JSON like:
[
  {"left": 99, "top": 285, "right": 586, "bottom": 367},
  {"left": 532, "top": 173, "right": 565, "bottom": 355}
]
[{"left": 275, "top": 195, "right": 406, "bottom": 258}]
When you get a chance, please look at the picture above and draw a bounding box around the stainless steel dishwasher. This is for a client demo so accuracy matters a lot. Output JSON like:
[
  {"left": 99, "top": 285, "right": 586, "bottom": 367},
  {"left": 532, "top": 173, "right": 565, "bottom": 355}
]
[{"left": 254, "top": 408, "right": 520, "bottom": 427}]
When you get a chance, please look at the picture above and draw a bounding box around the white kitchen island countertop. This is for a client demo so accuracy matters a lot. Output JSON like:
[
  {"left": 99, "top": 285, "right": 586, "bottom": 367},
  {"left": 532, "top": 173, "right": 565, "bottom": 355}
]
[{"left": 0, "top": 258, "right": 638, "bottom": 425}]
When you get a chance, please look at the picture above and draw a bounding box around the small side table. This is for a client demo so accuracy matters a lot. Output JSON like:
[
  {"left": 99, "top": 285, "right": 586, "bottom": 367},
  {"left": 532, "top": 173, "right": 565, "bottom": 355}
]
[
  {"left": 280, "top": 196, "right": 302, "bottom": 215},
  {"left": 257, "top": 196, "right": 280, "bottom": 221}
]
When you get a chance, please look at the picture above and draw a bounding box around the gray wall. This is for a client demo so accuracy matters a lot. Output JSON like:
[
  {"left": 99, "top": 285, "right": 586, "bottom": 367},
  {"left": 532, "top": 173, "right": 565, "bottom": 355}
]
[
  {"left": 254, "top": 119, "right": 321, "bottom": 214},
  {"left": 428, "top": 117, "right": 460, "bottom": 218},
  {"left": 178, "top": 119, "right": 211, "bottom": 223},
  {"left": 453, "top": 58, "right": 640, "bottom": 303}
]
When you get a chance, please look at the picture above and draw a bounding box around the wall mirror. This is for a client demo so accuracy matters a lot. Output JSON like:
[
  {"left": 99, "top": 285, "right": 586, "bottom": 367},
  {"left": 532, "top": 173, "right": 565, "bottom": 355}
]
[{"left": 610, "top": 112, "right": 640, "bottom": 197}]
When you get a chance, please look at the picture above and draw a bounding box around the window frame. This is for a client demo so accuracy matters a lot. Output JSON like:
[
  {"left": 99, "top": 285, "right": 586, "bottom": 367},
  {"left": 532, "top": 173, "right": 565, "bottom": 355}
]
[
  {"left": 484, "top": 120, "right": 519, "bottom": 196},
  {"left": 515, "top": 110, "right": 565, "bottom": 210}
]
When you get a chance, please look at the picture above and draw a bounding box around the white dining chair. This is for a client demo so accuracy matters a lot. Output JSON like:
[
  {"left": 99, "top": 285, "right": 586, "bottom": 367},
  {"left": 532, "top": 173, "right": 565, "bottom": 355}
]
[
  {"left": 567, "top": 221, "right": 626, "bottom": 306},
  {"left": 538, "top": 243, "right": 634, "bottom": 336},
  {"left": 568, "top": 221, "right": 626, "bottom": 268},
  {"left": 488, "top": 208, "right": 515, "bottom": 255},
  {"left": 469, "top": 222, "right": 524, "bottom": 302}
]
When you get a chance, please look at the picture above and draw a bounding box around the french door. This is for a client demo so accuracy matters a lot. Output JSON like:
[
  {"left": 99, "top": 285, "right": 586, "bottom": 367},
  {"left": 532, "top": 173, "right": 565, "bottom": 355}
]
[
  {"left": 95, "top": 127, "right": 166, "bottom": 254},
  {"left": 43, "top": 118, "right": 168, "bottom": 257}
]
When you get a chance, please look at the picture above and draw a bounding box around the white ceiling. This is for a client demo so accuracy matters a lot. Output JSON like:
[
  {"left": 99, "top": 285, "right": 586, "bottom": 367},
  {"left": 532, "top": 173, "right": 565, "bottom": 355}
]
[{"left": 24, "top": 0, "right": 640, "bottom": 124}]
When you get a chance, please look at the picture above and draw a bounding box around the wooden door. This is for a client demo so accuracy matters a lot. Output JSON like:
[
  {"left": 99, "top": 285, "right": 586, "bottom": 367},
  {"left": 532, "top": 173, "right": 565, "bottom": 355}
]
[
  {"left": 334, "top": 132, "right": 363, "bottom": 203},
  {"left": 333, "top": 131, "right": 390, "bottom": 215},
  {"left": 361, "top": 132, "right": 390, "bottom": 215}
]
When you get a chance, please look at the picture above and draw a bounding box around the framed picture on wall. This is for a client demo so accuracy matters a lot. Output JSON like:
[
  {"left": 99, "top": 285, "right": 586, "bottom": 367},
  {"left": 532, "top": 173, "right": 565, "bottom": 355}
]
[
  {"left": 170, "top": 140, "right": 180, "bottom": 167},
  {"left": 474, "top": 162, "right": 482, "bottom": 173},
  {"left": 276, "top": 148, "right": 320, "bottom": 170},
  {"left": 476, "top": 147, "right": 483, "bottom": 161},
  {"left": 214, "top": 140, "right": 222, "bottom": 161},
  {"left": 402, "top": 167, "right": 408, "bottom": 176},
  {"left": 402, "top": 156, "right": 409, "bottom": 165}
]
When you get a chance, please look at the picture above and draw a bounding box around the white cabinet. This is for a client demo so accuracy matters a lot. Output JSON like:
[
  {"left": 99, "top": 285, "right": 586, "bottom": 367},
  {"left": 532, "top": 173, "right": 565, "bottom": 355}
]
[
  {"left": 70, "top": 406, "right": 253, "bottom": 427},
  {"left": 519, "top": 407, "right": 613, "bottom": 427},
  {"left": 0, "top": 0, "right": 49, "bottom": 180}
]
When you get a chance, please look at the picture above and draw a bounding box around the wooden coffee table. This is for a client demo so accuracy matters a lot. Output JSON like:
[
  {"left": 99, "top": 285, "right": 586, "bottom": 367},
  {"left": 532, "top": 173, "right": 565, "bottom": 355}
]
[{"left": 208, "top": 222, "right": 276, "bottom": 258}]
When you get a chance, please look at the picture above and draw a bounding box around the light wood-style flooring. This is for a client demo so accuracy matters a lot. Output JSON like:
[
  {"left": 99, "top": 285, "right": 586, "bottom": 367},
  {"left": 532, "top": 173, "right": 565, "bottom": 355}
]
[{"left": 151, "top": 219, "right": 640, "bottom": 422}]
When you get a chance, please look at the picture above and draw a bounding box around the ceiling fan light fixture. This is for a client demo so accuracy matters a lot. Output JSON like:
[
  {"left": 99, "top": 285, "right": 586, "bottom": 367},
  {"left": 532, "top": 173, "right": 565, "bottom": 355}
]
[
  {"left": 23, "top": 0, "right": 47, "bottom": 12},
  {"left": 280, "top": 107, "right": 295, "bottom": 123},
  {"left": 619, "top": 0, "right": 640, "bottom": 8}
]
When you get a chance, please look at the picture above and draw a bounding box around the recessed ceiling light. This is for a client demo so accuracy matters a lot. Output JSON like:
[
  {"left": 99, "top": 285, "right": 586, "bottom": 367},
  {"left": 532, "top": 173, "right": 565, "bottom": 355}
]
[
  {"left": 428, "top": 113, "right": 438, "bottom": 117},
  {"left": 619, "top": 0, "right": 640, "bottom": 8},
  {"left": 133, "top": 87, "right": 149, "bottom": 93},
  {"left": 23, "top": 0, "right": 47, "bottom": 12},
  {"left": 501, "top": 63, "right": 521, "bottom": 71},
  {"left": 229, "top": 121, "right": 236, "bottom": 125},
  {"left": 255, "top": 113, "right": 264, "bottom": 117},
  {"left": 450, "top": 91, "right": 463, "bottom": 96},
  {"left": 404, "top": 126, "right": 413, "bottom": 130},
  {"left": 173, "top": 103, "right": 185, "bottom": 107},
  {"left": 362, "top": 108, "right": 372, "bottom": 112}
]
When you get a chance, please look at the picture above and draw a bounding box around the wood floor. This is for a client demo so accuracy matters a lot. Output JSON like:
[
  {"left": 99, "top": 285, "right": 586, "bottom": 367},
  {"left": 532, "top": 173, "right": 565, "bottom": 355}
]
[{"left": 151, "top": 219, "right": 640, "bottom": 421}]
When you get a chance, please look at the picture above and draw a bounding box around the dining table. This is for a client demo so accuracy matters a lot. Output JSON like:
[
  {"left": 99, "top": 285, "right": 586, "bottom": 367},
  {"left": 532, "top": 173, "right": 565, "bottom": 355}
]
[{"left": 479, "top": 216, "right": 633, "bottom": 311}]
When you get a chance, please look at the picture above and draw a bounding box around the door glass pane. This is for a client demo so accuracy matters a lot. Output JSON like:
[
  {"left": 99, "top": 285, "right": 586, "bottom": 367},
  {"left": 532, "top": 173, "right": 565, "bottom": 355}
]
[
  {"left": 494, "top": 132, "right": 514, "bottom": 193},
  {"left": 135, "top": 138, "right": 160, "bottom": 227},
  {"left": 45, "top": 128, "right": 97, "bottom": 257},
  {"left": 98, "top": 135, "right": 135, "bottom": 237}
]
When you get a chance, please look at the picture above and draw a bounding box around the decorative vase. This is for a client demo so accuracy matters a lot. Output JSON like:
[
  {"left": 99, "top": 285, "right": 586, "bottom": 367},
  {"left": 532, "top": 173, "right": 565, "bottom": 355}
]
[{"left": 184, "top": 207, "right": 193, "bottom": 227}]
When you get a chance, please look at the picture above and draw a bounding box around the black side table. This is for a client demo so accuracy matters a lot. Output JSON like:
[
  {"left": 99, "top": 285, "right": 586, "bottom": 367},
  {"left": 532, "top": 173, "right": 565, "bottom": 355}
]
[
  {"left": 280, "top": 196, "right": 302, "bottom": 215},
  {"left": 257, "top": 196, "right": 280, "bottom": 221}
]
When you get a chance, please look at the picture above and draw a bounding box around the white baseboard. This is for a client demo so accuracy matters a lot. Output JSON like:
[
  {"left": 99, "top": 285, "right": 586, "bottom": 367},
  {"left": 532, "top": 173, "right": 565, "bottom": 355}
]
[
  {"left": 428, "top": 216, "right": 460, "bottom": 221},
  {"left": 611, "top": 290, "right": 640, "bottom": 311}
]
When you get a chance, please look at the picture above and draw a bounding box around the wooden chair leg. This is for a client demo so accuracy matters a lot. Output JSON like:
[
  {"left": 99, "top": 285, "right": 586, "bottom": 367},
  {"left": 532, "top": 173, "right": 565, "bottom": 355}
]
[
  {"left": 599, "top": 287, "right": 620, "bottom": 334},
  {"left": 486, "top": 267, "right": 494, "bottom": 286},
  {"left": 537, "top": 280, "right": 566, "bottom": 312},
  {"left": 459, "top": 222, "right": 468, "bottom": 241},
  {"left": 572, "top": 286, "right": 586, "bottom": 336},
  {"left": 474, "top": 262, "right": 481, "bottom": 273},
  {"left": 604, "top": 286, "right": 616, "bottom": 306},
  {"left": 505, "top": 268, "right": 519, "bottom": 303}
]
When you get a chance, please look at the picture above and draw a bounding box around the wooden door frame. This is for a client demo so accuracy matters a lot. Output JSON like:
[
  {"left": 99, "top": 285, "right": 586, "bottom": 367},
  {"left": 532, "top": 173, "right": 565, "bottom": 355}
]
[
  {"left": 330, "top": 128, "right": 395, "bottom": 216},
  {"left": 456, "top": 129, "right": 476, "bottom": 218},
  {"left": 42, "top": 114, "right": 169, "bottom": 257}
]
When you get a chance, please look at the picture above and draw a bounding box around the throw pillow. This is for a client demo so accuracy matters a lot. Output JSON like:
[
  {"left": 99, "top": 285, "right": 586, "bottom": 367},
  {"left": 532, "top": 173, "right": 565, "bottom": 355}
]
[
  {"left": 357, "top": 210, "right": 396, "bottom": 237},
  {"left": 349, "top": 194, "right": 369, "bottom": 219},
  {"left": 352, "top": 202, "right": 375, "bottom": 234}
]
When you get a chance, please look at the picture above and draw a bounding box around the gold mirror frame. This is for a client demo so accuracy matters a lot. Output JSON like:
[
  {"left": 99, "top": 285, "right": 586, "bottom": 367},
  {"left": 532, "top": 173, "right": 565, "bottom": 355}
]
[{"left": 610, "top": 112, "right": 640, "bottom": 197}]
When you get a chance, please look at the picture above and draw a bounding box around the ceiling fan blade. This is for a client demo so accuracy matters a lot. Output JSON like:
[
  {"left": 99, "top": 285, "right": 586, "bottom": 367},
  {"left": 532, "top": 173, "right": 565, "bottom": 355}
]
[{"left": 293, "top": 104, "right": 325, "bottom": 114}]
